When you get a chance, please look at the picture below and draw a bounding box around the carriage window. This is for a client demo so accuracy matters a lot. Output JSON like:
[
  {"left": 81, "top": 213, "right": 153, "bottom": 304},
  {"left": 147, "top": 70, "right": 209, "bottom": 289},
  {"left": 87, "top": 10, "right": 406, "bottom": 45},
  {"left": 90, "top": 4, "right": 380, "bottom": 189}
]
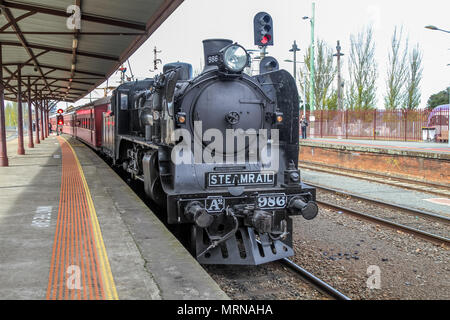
[{"left": 120, "top": 93, "right": 128, "bottom": 110}]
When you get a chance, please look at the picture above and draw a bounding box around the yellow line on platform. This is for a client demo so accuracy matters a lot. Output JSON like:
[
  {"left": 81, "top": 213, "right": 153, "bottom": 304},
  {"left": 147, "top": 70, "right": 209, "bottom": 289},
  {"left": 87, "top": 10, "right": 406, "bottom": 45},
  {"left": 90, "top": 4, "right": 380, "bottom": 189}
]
[{"left": 62, "top": 136, "right": 119, "bottom": 300}]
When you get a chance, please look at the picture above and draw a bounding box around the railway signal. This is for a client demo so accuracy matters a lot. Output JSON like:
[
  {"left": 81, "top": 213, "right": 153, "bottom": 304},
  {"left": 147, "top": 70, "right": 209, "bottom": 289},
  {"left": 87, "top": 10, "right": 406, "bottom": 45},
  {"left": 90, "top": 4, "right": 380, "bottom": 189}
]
[
  {"left": 56, "top": 110, "right": 64, "bottom": 136},
  {"left": 259, "top": 56, "right": 279, "bottom": 74},
  {"left": 254, "top": 12, "right": 274, "bottom": 46}
]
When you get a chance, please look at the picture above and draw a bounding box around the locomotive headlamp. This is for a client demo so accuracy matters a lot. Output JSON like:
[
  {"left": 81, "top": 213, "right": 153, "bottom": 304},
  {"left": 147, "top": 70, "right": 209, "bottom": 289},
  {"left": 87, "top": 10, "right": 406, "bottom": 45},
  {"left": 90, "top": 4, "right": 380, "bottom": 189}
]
[{"left": 221, "top": 44, "right": 249, "bottom": 73}]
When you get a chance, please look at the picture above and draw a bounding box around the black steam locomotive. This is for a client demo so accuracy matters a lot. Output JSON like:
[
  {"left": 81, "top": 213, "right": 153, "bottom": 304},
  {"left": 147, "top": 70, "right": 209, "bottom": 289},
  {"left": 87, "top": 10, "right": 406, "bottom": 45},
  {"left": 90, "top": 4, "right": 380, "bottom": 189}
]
[{"left": 102, "top": 39, "right": 318, "bottom": 265}]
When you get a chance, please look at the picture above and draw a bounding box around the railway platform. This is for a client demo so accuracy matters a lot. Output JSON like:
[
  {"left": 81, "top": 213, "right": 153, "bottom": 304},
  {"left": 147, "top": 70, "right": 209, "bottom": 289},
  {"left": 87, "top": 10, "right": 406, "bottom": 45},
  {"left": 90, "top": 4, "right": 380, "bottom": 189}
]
[
  {"left": 299, "top": 138, "right": 450, "bottom": 187},
  {"left": 0, "top": 135, "right": 228, "bottom": 300}
]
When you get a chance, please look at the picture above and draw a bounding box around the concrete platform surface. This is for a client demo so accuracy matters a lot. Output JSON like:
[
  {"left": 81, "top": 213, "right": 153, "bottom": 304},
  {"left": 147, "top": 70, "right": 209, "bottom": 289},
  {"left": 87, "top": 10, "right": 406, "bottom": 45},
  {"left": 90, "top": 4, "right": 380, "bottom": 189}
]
[
  {"left": 300, "top": 138, "right": 450, "bottom": 160},
  {"left": 0, "top": 135, "right": 228, "bottom": 300}
]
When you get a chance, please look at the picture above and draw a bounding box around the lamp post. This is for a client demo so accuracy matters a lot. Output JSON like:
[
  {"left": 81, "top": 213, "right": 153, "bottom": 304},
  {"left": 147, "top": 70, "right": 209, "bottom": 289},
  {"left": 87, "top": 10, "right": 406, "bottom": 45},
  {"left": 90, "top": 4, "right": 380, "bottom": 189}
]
[
  {"left": 285, "top": 59, "right": 306, "bottom": 117},
  {"left": 289, "top": 41, "right": 301, "bottom": 82},
  {"left": 333, "top": 41, "right": 345, "bottom": 111},
  {"left": 425, "top": 25, "right": 450, "bottom": 33},
  {"left": 303, "top": 2, "right": 316, "bottom": 114},
  {"left": 425, "top": 25, "right": 450, "bottom": 146}
]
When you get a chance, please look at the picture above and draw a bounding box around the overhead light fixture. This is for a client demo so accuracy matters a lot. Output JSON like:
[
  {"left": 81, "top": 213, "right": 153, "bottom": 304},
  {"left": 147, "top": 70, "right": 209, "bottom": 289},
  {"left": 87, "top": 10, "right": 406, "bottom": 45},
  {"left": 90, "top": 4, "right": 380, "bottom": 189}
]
[{"left": 425, "top": 25, "right": 438, "bottom": 30}]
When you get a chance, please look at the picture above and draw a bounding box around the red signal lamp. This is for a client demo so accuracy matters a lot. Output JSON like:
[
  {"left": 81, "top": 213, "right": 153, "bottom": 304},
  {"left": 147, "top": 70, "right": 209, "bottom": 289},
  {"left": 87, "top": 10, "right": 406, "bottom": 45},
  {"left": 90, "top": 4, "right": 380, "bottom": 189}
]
[
  {"left": 261, "top": 35, "right": 271, "bottom": 45},
  {"left": 57, "top": 109, "right": 64, "bottom": 114}
]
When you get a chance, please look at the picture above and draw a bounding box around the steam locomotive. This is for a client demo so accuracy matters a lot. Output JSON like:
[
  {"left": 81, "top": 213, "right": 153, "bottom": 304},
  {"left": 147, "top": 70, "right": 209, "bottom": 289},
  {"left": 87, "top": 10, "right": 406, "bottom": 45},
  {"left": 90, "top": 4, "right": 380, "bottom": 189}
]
[{"left": 53, "top": 39, "right": 318, "bottom": 265}]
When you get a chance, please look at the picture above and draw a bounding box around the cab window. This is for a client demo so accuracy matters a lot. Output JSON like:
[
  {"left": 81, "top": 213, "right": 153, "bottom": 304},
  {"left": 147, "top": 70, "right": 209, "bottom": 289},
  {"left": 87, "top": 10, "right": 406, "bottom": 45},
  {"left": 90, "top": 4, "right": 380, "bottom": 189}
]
[{"left": 120, "top": 93, "right": 128, "bottom": 110}]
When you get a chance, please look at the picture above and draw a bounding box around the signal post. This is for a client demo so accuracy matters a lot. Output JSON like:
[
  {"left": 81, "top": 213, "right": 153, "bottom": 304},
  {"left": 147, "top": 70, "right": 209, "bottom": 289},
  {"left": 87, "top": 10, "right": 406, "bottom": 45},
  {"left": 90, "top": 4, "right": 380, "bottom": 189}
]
[{"left": 56, "top": 109, "right": 64, "bottom": 136}]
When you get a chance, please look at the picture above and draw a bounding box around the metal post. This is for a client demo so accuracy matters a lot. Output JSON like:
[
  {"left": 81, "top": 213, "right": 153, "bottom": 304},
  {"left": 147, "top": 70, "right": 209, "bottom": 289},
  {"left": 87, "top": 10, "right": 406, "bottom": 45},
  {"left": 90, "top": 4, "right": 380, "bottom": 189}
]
[
  {"left": 44, "top": 100, "right": 48, "bottom": 138},
  {"left": 40, "top": 98, "right": 44, "bottom": 141},
  {"left": 290, "top": 41, "right": 300, "bottom": 82},
  {"left": 309, "top": 2, "right": 316, "bottom": 114},
  {"left": 290, "top": 41, "right": 301, "bottom": 117},
  {"left": 304, "top": 70, "right": 307, "bottom": 118},
  {"left": 17, "top": 65, "right": 25, "bottom": 155},
  {"left": 345, "top": 110, "right": 348, "bottom": 139},
  {"left": 0, "top": 44, "right": 8, "bottom": 166},
  {"left": 404, "top": 110, "right": 407, "bottom": 142},
  {"left": 320, "top": 109, "right": 323, "bottom": 138},
  {"left": 448, "top": 87, "right": 450, "bottom": 146},
  {"left": 34, "top": 84, "right": 40, "bottom": 145},
  {"left": 47, "top": 108, "right": 50, "bottom": 137},
  {"left": 373, "top": 109, "right": 377, "bottom": 140},
  {"left": 334, "top": 41, "right": 344, "bottom": 111},
  {"left": 27, "top": 76, "right": 34, "bottom": 148}
]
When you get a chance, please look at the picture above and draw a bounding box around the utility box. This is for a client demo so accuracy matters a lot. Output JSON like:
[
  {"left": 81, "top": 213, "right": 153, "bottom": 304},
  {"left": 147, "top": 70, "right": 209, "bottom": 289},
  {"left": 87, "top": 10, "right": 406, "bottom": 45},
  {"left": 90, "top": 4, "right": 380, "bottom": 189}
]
[{"left": 422, "top": 127, "right": 436, "bottom": 142}]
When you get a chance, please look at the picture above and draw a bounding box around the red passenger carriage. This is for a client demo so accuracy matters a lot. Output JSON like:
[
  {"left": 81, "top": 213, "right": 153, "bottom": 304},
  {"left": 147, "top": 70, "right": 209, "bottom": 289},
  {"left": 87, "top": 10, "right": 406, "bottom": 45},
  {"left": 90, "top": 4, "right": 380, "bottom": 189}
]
[{"left": 49, "top": 97, "right": 110, "bottom": 150}]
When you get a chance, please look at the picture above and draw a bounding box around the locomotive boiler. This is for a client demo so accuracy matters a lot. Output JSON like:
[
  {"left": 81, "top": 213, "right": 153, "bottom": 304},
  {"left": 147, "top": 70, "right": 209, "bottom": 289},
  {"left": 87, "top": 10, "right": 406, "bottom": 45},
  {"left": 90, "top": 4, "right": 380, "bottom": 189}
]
[{"left": 101, "top": 39, "right": 318, "bottom": 265}]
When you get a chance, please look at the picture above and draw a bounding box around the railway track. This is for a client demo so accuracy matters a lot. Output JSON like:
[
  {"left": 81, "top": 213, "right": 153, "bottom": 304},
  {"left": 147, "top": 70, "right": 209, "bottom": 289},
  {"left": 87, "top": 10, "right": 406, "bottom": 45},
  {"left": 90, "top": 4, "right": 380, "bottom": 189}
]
[
  {"left": 307, "top": 183, "right": 450, "bottom": 225},
  {"left": 299, "top": 162, "right": 450, "bottom": 198},
  {"left": 308, "top": 187, "right": 450, "bottom": 246},
  {"left": 281, "top": 258, "right": 351, "bottom": 300}
]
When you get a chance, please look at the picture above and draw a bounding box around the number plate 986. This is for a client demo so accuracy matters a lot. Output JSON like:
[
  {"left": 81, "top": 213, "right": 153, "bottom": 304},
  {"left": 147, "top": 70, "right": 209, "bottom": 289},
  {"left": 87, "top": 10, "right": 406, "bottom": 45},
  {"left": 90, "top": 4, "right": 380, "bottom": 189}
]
[{"left": 257, "top": 194, "right": 287, "bottom": 209}]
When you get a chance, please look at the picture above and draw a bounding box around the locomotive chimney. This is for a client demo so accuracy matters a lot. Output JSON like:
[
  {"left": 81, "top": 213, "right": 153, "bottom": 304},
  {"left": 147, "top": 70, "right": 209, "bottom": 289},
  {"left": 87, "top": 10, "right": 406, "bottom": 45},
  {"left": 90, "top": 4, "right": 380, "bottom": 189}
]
[{"left": 202, "top": 39, "right": 233, "bottom": 72}]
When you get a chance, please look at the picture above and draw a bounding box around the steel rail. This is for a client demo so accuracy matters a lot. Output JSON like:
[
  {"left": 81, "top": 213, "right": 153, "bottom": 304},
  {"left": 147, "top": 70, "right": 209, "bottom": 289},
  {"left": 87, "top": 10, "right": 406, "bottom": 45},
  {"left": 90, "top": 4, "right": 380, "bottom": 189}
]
[
  {"left": 281, "top": 258, "right": 351, "bottom": 300},
  {"left": 316, "top": 200, "right": 450, "bottom": 246},
  {"left": 305, "top": 182, "right": 450, "bottom": 224}
]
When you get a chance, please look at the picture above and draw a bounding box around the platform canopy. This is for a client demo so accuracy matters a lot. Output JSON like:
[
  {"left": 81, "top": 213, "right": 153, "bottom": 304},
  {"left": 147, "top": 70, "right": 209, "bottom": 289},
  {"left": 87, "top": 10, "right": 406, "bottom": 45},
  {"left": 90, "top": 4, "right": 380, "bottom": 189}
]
[{"left": 0, "top": 0, "right": 184, "bottom": 103}]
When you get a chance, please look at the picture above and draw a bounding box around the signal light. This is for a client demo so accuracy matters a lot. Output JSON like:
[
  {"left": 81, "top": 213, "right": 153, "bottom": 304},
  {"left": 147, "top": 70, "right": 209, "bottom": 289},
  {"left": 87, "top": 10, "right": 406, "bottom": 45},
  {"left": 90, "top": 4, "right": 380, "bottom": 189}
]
[
  {"left": 260, "top": 56, "right": 279, "bottom": 74},
  {"left": 57, "top": 109, "right": 64, "bottom": 114},
  {"left": 254, "top": 12, "right": 274, "bottom": 46},
  {"left": 261, "top": 35, "right": 271, "bottom": 45}
]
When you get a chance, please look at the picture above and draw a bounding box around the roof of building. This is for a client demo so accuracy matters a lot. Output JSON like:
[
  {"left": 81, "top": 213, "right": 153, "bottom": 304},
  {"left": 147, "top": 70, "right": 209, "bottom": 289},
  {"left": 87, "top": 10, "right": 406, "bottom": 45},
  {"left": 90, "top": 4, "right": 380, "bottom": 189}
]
[{"left": 0, "top": 0, "right": 184, "bottom": 103}]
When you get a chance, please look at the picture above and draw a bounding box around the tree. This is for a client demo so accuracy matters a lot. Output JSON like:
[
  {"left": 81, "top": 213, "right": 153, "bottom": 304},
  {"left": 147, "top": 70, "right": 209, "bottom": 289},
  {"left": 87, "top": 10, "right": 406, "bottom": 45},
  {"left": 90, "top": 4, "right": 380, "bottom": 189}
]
[
  {"left": 299, "top": 39, "right": 337, "bottom": 110},
  {"left": 384, "top": 26, "right": 408, "bottom": 110},
  {"left": 404, "top": 44, "right": 423, "bottom": 110},
  {"left": 346, "top": 26, "right": 378, "bottom": 110},
  {"left": 427, "top": 90, "right": 449, "bottom": 110},
  {"left": 325, "top": 91, "right": 338, "bottom": 111},
  {"left": 5, "top": 102, "right": 18, "bottom": 128}
]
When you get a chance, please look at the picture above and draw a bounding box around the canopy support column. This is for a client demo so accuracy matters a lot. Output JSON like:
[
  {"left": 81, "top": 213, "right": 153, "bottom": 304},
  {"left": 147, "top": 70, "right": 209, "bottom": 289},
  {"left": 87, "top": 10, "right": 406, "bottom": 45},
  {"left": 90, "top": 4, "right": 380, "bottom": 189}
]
[
  {"left": 34, "top": 85, "right": 40, "bottom": 144},
  {"left": 17, "top": 64, "right": 25, "bottom": 155},
  {"left": 0, "top": 44, "right": 8, "bottom": 166},
  {"left": 27, "top": 76, "right": 34, "bottom": 148}
]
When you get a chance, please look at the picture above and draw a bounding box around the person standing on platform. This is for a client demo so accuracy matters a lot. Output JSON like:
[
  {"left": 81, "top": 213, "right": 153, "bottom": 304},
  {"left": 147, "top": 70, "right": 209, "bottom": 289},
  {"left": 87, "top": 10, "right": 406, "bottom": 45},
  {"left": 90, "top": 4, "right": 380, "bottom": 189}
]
[{"left": 300, "top": 115, "right": 309, "bottom": 139}]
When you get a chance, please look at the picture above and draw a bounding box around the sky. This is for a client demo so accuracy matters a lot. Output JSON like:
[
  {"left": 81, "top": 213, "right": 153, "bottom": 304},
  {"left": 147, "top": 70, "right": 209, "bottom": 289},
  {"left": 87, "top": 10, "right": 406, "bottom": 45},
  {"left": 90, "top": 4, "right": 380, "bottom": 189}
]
[{"left": 73, "top": 0, "right": 450, "bottom": 109}]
